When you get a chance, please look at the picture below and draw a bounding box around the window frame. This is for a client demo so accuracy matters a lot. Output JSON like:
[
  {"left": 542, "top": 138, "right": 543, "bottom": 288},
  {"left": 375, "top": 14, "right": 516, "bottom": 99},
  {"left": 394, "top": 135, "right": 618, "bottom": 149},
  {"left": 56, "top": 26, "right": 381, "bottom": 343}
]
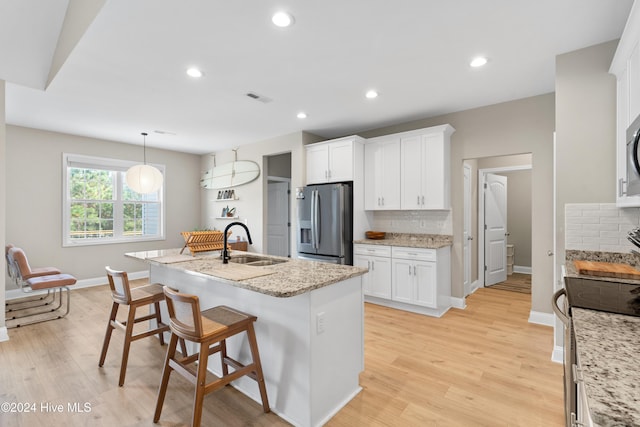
[{"left": 62, "top": 153, "right": 166, "bottom": 247}]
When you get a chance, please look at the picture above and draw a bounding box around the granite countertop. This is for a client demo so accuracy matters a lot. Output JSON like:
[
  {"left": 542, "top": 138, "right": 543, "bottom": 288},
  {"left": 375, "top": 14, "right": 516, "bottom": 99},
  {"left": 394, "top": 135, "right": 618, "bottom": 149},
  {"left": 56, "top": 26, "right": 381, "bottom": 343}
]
[
  {"left": 565, "top": 250, "right": 640, "bottom": 285},
  {"left": 126, "top": 249, "right": 367, "bottom": 298},
  {"left": 354, "top": 233, "right": 453, "bottom": 249},
  {"left": 572, "top": 308, "right": 640, "bottom": 427}
]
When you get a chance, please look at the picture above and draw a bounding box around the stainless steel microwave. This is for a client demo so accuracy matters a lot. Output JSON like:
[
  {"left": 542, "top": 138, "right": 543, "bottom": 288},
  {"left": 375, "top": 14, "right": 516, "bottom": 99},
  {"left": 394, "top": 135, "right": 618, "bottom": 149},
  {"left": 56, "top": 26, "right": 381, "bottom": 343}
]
[{"left": 626, "top": 113, "right": 640, "bottom": 196}]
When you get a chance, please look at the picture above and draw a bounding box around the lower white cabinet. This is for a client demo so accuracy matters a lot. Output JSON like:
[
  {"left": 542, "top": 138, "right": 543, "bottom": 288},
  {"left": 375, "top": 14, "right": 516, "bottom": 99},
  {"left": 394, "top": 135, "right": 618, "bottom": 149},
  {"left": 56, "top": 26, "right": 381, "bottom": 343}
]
[
  {"left": 353, "top": 245, "right": 392, "bottom": 299},
  {"left": 354, "top": 243, "right": 451, "bottom": 317}
]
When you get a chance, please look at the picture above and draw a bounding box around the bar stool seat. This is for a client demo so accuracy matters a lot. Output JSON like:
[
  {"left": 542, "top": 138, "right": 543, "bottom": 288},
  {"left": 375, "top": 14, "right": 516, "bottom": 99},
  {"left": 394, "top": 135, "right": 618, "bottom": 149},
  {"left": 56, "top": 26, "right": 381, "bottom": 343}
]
[
  {"left": 99, "top": 267, "right": 184, "bottom": 386},
  {"left": 154, "top": 287, "right": 269, "bottom": 427}
]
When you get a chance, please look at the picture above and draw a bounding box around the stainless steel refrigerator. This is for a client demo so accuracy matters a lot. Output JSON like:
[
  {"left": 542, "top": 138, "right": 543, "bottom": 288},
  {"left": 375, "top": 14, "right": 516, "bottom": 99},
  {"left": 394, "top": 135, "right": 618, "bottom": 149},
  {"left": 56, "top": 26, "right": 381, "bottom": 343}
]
[{"left": 296, "top": 182, "right": 353, "bottom": 265}]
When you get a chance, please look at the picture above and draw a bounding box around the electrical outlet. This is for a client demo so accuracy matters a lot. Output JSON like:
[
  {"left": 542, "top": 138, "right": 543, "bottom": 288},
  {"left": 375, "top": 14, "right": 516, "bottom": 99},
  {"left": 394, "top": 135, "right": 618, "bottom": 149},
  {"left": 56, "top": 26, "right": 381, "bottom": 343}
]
[{"left": 316, "top": 312, "right": 326, "bottom": 334}]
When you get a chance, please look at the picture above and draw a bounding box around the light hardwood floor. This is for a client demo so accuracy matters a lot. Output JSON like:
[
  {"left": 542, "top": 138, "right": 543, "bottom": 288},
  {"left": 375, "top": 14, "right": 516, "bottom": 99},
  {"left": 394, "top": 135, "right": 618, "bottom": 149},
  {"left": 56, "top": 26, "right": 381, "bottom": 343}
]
[{"left": 0, "top": 284, "right": 563, "bottom": 427}]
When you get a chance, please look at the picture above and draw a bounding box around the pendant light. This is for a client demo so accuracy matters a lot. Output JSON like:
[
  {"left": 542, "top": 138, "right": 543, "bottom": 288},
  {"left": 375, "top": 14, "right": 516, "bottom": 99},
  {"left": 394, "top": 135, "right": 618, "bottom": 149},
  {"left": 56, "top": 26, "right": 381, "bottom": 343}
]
[{"left": 125, "top": 132, "right": 163, "bottom": 194}]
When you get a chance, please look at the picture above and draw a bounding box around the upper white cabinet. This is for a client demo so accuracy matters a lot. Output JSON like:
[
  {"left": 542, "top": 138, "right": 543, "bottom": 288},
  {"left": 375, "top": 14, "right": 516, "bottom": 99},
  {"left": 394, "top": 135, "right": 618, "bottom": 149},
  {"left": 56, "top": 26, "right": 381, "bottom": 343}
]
[
  {"left": 306, "top": 136, "right": 363, "bottom": 184},
  {"left": 364, "top": 137, "right": 401, "bottom": 210},
  {"left": 610, "top": 2, "right": 640, "bottom": 206},
  {"left": 364, "top": 124, "right": 454, "bottom": 210}
]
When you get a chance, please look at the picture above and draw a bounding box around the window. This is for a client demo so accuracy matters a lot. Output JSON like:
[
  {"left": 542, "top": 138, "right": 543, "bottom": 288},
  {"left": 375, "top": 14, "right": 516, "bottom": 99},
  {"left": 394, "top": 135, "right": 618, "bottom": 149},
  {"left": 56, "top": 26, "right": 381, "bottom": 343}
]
[{"left": 63, "top": 154, "right": 165, "bottom": 246}]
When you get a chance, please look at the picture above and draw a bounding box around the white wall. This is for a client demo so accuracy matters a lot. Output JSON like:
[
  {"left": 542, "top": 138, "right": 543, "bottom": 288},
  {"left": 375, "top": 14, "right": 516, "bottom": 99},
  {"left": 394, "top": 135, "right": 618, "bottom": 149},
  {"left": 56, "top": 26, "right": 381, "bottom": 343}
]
[
  {"left": 5, "top": 126, "right": 201, "bottom": 286},
  {"left": 202, "top": 131, "right": 321, "bottom": 256}
]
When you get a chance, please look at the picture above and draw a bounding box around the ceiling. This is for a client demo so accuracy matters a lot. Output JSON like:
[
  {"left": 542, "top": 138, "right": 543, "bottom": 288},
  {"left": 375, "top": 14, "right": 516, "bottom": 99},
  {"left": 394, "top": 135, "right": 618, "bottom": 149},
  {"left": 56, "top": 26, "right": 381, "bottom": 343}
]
[{"left": 0, "top": 0, "right": 635, "bottom": 154}]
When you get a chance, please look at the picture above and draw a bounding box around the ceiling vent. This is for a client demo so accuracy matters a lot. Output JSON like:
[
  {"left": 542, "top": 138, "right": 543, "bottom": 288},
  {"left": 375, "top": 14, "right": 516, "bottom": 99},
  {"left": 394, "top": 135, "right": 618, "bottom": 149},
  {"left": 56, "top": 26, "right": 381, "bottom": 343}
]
[{"left": 246, "top": 92, "right": 273, "bottom": 103}]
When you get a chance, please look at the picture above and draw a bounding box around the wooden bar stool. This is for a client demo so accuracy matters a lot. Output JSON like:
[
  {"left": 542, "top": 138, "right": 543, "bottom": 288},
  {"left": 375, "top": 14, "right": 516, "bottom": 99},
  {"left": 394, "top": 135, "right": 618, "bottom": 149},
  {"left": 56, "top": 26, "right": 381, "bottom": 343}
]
[
  {"left": 99, "top": 267, "right": 175, "bottom": 386},
  {"left": 154, "top": 287, "right": 269, "bottom": 427}
]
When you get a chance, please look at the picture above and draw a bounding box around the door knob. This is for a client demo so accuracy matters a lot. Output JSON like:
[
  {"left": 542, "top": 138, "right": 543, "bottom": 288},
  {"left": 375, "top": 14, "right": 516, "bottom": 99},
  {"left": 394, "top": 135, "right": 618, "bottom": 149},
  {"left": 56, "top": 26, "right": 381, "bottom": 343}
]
[{"left": 547, "top": 250, "right": 554, "bottom": 256}]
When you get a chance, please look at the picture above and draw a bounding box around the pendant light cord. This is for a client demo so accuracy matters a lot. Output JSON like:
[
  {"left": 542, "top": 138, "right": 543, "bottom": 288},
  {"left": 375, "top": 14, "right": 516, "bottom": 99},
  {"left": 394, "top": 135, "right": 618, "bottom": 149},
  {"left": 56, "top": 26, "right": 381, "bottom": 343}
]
[{"left": 142, "top": 132, "right": 148, "bottom": 165}]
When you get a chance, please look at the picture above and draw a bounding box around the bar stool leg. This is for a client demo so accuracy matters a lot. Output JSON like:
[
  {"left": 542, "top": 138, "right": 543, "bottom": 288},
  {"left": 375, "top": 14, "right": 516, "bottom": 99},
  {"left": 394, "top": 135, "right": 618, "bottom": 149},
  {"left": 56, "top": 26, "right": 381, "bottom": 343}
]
[
  {"left": 118, "top": 305, "right": 137, "bottom": 386},
  {"left": 192, "top": 342, "right": 210, "bottom": 427},
  {"left": 153, "top": 301, "right": 165, "bottom": 345},
  {"left": 247, "top": 323, "right": 270, "bottom": 413},
  {"left": 154, "top": 333, "right": 178, "bottom": 423},
  {"left": 220, "top": 339, "right": 229, "bottom": 377},
  {"left": 98, "top": 302, "right": 119, "bottom": 367}
]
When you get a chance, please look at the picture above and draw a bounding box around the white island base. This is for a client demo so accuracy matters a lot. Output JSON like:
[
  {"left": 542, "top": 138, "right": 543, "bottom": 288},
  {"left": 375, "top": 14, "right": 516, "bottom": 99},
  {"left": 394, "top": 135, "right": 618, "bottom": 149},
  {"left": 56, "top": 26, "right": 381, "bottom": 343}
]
[{"left": 150, "top": 262, "right": 364, "bottom": 427}]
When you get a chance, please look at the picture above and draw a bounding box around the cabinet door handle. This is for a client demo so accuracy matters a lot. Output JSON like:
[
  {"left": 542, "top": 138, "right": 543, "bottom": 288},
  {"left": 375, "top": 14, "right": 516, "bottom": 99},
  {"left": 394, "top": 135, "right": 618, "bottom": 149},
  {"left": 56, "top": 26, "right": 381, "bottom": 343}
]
[
  {"left": 371, "top": 260, "right": 375, "bottom": 271},
  {"left": 417, "top": 196, "right": 420, "bottom": 205},
  {"left": 413, "top": 266, "right": 416, "bottom": 275},
  {"left": 367, "top": 261, "right": 370, "bottom": 270},
  {"left": 328, "top": 170, "right": 331, "bottom": 179},
  {"left": 377, "top": 197, "right": 381, "bottom": 206},
  {"left": 408, "top": 265, "right": 412, "bottom": 275},
  {"left": 422, "top": 195, "right": 425, "bottom": 205},
  {"left": 381, "top": 197, "right": 384, "bottom": 205}
]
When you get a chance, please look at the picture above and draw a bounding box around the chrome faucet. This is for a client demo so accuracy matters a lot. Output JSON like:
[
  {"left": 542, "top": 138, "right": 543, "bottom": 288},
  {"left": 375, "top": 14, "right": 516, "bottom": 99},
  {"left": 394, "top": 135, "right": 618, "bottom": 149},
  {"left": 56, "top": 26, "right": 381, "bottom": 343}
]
[{"left": 222, "top": 221, "right": 253, "bottom": 264}]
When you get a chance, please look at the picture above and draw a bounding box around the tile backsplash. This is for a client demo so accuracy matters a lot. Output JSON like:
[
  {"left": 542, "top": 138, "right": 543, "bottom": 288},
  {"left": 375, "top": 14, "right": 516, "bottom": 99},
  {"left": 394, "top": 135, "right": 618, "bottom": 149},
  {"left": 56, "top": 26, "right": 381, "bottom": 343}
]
[
  {"left": 565, "top": 203, "right": 640, "bottom": 253},
  {"left": 371, "top": 210, "right": 452, "bottom": 235}
]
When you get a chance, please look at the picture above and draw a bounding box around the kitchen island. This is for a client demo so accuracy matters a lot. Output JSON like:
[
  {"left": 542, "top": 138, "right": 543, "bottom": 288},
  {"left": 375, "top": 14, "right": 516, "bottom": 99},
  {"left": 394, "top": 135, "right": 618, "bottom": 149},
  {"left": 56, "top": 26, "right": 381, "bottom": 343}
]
[{"left": 126, "top": 249, "right": 367, "bottom": 427}]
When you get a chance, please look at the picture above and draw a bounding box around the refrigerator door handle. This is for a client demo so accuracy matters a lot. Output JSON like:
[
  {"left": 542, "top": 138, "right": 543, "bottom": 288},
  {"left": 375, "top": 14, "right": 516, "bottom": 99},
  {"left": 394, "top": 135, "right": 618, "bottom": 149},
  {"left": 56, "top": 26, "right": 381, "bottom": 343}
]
[
  {"left": 312, "top": 189, "right": 320, "bottom": 249},
  {"left": 310, "top": 190, "right": 316, "bottom": 249}
]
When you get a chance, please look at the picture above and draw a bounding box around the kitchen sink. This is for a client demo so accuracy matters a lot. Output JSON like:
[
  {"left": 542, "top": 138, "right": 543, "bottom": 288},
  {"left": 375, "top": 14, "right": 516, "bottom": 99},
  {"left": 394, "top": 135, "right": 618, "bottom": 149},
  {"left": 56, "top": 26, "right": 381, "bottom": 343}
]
[{"left": 228, "top": 255, "right": 288, "bottom": 266}]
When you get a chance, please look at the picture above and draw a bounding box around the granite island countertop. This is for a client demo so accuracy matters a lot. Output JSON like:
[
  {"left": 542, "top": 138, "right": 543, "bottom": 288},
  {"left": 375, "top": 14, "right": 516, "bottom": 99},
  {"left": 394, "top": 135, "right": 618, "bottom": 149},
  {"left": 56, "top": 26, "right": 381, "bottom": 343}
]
[
  {"left": 126, "top": 249, "right": 367, "bottom": 298},
  {"left": 572, "top": 308, "right": 640, "bottom": 427},
  {"left": 354, "top": 232, "right": 453, "bottom": 249}
]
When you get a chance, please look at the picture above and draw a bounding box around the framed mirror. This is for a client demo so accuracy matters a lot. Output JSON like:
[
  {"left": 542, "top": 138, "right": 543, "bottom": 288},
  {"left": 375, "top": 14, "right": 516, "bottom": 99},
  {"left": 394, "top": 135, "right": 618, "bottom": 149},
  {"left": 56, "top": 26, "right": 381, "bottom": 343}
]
[{"left": 200, "top": 160, "right": 260, "bottom": 189}]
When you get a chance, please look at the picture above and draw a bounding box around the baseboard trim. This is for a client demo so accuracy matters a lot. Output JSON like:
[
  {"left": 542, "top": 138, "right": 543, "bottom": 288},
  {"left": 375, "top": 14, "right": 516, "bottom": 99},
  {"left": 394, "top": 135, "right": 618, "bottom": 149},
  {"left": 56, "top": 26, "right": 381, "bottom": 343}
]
[
  {"left": 551, "top": 346, "right": 564, "bottom": 364},
  {"left": 514, "top": 265, "right": 532, "bottom": 274},
  {"left": 0, "top": 327, "right": 9, "bottom": 342},
  {"left": 529, "top": 310, "right": 554, "bottom": 327},
  {"left": 5, "top": 270, "right": 149, "bottom": 301},
  {"left": 450, "top": 296, "right": 466, "bottom": 310}
]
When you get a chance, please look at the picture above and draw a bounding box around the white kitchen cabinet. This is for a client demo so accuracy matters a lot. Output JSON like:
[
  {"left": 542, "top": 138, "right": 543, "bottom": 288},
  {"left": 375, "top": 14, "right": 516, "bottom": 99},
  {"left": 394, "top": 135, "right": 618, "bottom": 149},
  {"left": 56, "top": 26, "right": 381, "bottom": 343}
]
[
  {"left": 305, "top": 136, "right": 363, "bottom": 184},
  {"left": 354, "top": 244, "right": 392, "bottom": 299},
  {"left": 391, "top": 247, "right": 438, "bottom": 308},
  {"left": 357, "top": 243, "right": 451, "bottom": 317},
  {"left": 400, "top": 128, "right": 452, "bottom": 210},
  {"left": 610, "top": 2, "right": 640, "bottom": 206},
  {"left": 364, "top": 137, "right": 401, "bottom": 210}
]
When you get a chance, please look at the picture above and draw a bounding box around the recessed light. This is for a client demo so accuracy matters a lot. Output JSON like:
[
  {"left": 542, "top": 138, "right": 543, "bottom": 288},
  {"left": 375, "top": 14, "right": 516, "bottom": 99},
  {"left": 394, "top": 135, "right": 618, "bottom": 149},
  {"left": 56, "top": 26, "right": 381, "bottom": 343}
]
[
  {"left": 186, "top": 67, "right": 203, "bottom": 78},
  {"left": 297, "top": 112, "right": 307, "bottom": 119},
  {"left": 365, "top": 90, "right": 378, "bottom": 99},
  {"left": 470, "top": 57, "right": 488, "bottom": 68},
  {"left": 272, "top": 11, "right": 294, "bottom": 27}
]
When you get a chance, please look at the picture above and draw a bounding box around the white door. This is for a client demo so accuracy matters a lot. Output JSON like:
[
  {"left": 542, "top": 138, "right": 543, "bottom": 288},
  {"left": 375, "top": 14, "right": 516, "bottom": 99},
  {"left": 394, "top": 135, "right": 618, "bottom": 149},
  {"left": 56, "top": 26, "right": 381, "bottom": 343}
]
[
  {"left": 305, "top": 144, "right": 328, "bottom": 184},
  {"left": 391, "top": 259, "right": 413, "bottom": 303},
  {"left": 327, "top": 140, "right": 353, "bottom": 182},
  {"left": 414, "top": 261, "right": 437, "bottom": 308},
  {"left": 370, "top": 256, "right": 392, "bottom": 299},
  {"left": 484, "top": 173, "right": 508, "bottom": 286},
  {"left": 400, "top": 135, "right": 423, "bottom": 209},
  {"left": 267, "top": 181, "right": 290, "bottom": 257},
  {"left": 463, "top": 164, "right": 472, "bottom": 295},
  {"left": 354, "top": 255, "right": 372, "bottom": 295}
]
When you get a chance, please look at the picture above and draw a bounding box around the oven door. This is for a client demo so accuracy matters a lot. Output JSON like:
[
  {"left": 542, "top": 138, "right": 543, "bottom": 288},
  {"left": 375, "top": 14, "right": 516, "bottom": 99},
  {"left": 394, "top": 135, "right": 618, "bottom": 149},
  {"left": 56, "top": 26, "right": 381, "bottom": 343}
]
[{"left": 626, "top": 114, "right": 640, "bottom": 196}]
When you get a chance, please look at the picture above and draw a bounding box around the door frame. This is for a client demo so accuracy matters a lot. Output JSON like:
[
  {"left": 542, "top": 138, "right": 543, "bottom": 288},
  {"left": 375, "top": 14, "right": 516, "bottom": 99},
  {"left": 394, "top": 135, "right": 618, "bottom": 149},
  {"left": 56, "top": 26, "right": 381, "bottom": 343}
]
[{"left": 477, "top": 164, "right": 531, "bottom": 288}]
